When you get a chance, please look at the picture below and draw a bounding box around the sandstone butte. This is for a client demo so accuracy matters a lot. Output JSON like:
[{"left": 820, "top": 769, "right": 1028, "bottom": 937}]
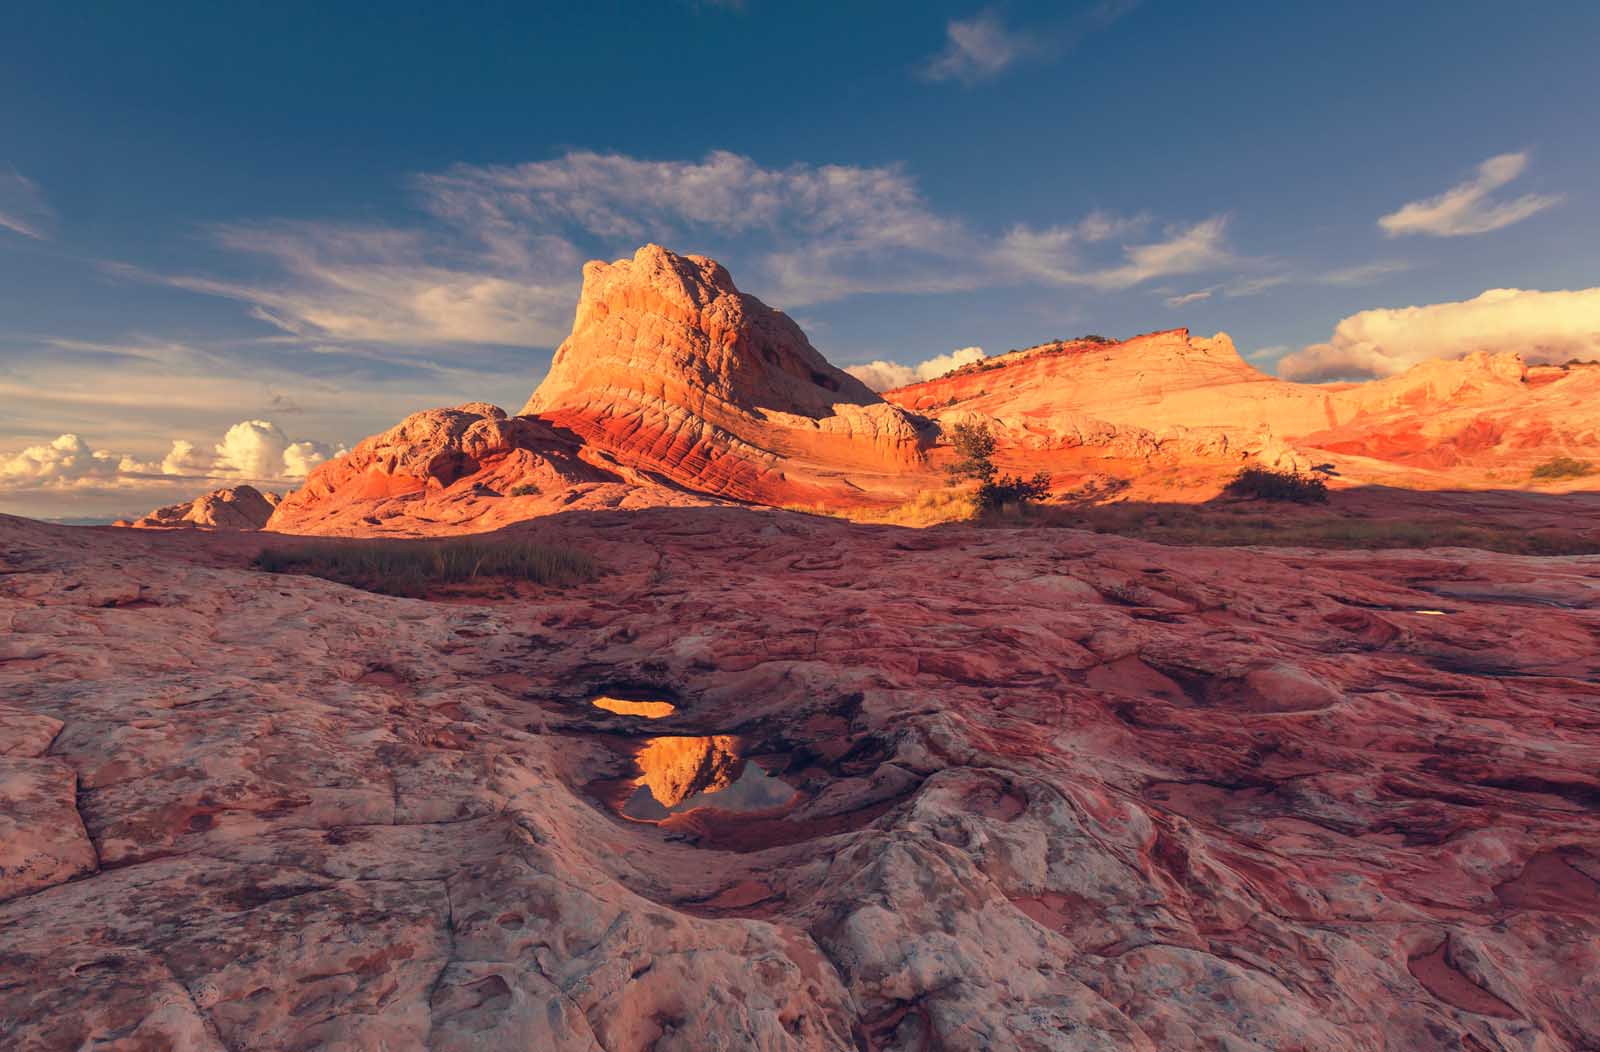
[
  {"left": 5, "top": 244, "right": 1598, "bottom": 1051},
  {"left": 229, "top": 244, "right": 1600, "bottom": 537}
]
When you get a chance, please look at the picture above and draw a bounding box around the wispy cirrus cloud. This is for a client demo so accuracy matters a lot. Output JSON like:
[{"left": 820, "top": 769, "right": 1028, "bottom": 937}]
[
  {"left": 996, "top": 216, "right": 1233, "bottom": 291},
  {"left": 918, "top": 2, "right": 1140, "bottom": 84},
  {"left": 919, "top": 11, "right": 1039, "bottom": 83},
  {"left": 120, "top": 150, "right": 1238, "bottom": 342},
  {"left": 1378, "top": 152, "right": 1562, "bottom": 237},
  {"left": 0, "top": 169, "right": 54, "bottom": 240}
]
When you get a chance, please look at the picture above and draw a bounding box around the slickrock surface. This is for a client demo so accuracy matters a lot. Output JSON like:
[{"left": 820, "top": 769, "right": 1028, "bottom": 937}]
[
  {"left": 119, "top": 484, "right": 282, "bottom": 530},
  {"left": 889, "top": 333, "right": 1600, "bottom": 487},
  {"left": 3, "top": 510, "right": 1598, "bottom": 1050}
]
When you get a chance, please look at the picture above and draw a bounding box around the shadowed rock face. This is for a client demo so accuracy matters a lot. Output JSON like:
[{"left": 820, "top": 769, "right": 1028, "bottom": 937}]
[
  {"left": 121, "top": 484, "right": 281, "bottom": 529},
  {"left": 3, "top": 508, "right": 1598, "bottom": 1050}
]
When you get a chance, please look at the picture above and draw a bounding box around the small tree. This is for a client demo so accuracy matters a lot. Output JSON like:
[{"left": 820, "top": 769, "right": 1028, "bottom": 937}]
[
  {"left": 944, "top": 421, "right": 1051, "bottom": 511},
  {"left": 947, "top": 422, "right": 997, "bottom": 483}
]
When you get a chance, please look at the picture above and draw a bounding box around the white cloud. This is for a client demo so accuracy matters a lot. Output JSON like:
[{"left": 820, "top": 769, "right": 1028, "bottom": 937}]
[
  {"left": 917, "top": 2, "right": 1139, "bottom": 84},
  {"left": 846, "top": 345, "right": 988, "bottom": 392},
  {"left": 0, "top": 434, "right": 145, "bottom": 487},
  {"left": 1378, "top": 152, "right": 1562, "bottom": 238},
  {"left": 0, "top": 419, "right": 339, "bottom": 494},
  {"left": 0, "top": 169, "right": 54, "bottom": 240},
  {"left": 127, "top": 149, "right": 1240, "bottom": 339},
  {"left": 996, "top": 216, "right": 1232, "bottom": 291},
  {"left": 1277, "top": 287, "right": 1600, "bottom": 381},
  {"left": 919, "top": 12, "right": 1037, "bottom": 83}
]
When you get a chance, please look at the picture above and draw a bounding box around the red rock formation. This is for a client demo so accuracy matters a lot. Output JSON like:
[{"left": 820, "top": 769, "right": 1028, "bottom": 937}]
[
  {"left": 522, "top": 244, "right": 927, "bottom": 505},
  {"left": 265, "top": 402, "right": 704, "bottom": 535},
  {"left": 888, "top": 331, "right": 1600, "bottom": 486},
  {"left": 3, "top": 508, "right": 1598, "bottom": 1049},
  {"left": 119, "top": 484, "right": 281, "bottom": 529}
]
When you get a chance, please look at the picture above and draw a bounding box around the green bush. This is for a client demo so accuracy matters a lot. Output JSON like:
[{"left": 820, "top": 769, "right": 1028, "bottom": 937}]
[
  {"left": 1530, "top": 456, "right": 1595, "bottom": 481},
  {"left": 255, "top": 538, "right": 596, "bottom": 597},
  {"left": 977, "top": 472, "right": 1053, "bottom": 512},
  {"left": 1223, "top": 466, "right": 1329, "bottom": 503},
  {"left": 946, "top": 421, "right": 998, "bottom": 483},
  {"left": 509, "top": 483, "right": 542, "bottom": 497}
]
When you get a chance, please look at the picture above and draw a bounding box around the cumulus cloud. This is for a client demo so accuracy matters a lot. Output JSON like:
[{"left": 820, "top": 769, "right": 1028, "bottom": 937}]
[
  {"left": 0, "top": 420, "right": 339, "bottom": 493},
  {"left": 1378, "top": 152, "right": 1563, "bottom": 238},
  {"left": 919, "top": 12, "right": 1037, "bottom": 83},
  {"left": 0, "top": 169, "right": 54, "bottom": 240},
  {"left": 0, "top": 434, "right": 144, "bottom": 487},
  {"left": 1276, "top": 287, "right": 1600, "bottom": 382},
  {"left": 846, "top": 346, "right": 988, "bottom": 392}
]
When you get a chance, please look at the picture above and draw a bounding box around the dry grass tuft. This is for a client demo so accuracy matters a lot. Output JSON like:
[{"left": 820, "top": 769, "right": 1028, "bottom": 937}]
[{"left": 255, "top": 537, "right": 597, "bottom": 596}]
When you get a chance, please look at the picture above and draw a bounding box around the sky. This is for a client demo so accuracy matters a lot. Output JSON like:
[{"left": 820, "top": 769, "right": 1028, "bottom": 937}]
[{"left": 2, "top": 0, "right": 1598, "bottom": 519}]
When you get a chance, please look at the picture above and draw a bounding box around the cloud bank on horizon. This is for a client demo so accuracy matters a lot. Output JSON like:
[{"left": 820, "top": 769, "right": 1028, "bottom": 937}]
[
  {"left": 1279, "top": 287, "right": 1600, "bottom": 381},
  {"left": 0, "top": 419, "right": 340, "bottom": 500},
  {"left": 846, "top": 346, "right": 990, "bottom": 392}
]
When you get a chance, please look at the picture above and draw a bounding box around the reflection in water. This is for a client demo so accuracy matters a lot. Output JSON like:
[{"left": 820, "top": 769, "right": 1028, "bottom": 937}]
[
  {"left": 622, "top": 735, "right": 797, "bottom": 821},
  {"left": 592, "top": 695, "right": 676, "bottom": 718}
]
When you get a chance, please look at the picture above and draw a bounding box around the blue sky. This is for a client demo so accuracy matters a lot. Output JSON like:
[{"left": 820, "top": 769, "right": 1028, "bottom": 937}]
[{"left": 2, "top": 0, "right": 1597, "bottom": 518}]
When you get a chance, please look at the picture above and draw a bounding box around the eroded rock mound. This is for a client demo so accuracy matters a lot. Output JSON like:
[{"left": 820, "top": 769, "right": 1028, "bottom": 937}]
[
  {"left": 522, "top": 244, "right": 927, "bottom": 505},
  {"left": 119, "top": 484, "right": 281, "bottom": 530},
  {"left": 888, "top": 331, "right": 1600, "bottom": 487},
  {"left": 266, "top": 402, "right": 702, "bottom": 535}
]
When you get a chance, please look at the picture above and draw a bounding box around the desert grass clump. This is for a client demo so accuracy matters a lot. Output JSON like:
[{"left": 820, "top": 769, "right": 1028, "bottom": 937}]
[
  {"left": 1223, "top": 466, "right": 1329, "bottom": 503},
  {"left": 255, "top": 537, "right": 597, "bottom": 597},
  {"left": 509, "top": 483, "right": 542, "bottom": 497},
  {"left": 1530, "top": 456, "right": 1595, "bottom": 481}
]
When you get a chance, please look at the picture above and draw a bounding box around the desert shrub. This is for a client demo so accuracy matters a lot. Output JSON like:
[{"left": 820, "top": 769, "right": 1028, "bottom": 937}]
[
  {"left": 1530, "top": 456, "right": 1595, "bottom": 481},
  {"left": 254, "top": 538, "right": 596, "bottom": 597},
  {"left": 509, "top": 483, "right": 542, "bottom": 497},
  {"left": 977, "top": 472, "right": 1053, "bottom": 512},
  {"left": 1223, "top": 466, "right": 1329, "bottom": 503},
  {"left": 946, "top": 421, "right": 998, "bottom": 483}
]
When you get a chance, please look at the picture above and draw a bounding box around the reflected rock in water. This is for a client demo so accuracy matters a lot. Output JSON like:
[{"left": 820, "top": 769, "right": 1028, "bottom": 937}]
[{"left": 623, "top": 735, "right": 796, "bottom": 820}]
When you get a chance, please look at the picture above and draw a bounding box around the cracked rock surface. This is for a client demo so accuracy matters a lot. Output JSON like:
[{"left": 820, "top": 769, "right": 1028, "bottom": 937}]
[{"left": 1, "top": 509, "right": 1597, "bottom": 1051}]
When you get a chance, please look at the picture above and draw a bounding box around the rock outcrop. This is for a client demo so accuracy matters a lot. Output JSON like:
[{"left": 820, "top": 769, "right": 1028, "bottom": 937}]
[
  {"left": 522, "top": 244, "right": 927, "bottom": 505},
  {"left": 242, "top": 250, "right": 1598, "bottom": 536},
  {"left": 265, "top": 403, "right": 705, "bottom": 536},
  {"left": 119, "top": 484, "right": 281, "bottom": 530},
  {"left": 3, "top": 508, "right": 1598, "bottom": 1049},
  {"left": 888, "top": 331, "right": 1600, "bottom": 486}
]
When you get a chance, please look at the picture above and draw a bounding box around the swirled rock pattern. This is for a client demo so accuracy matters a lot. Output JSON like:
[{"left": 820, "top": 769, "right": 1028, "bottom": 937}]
[{"left": 2, "top": 509, "right": 1597, "bottom": 1050}]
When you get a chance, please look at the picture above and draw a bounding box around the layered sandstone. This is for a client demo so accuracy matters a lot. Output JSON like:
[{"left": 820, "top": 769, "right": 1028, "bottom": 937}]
[
  {"left": 3, "top": 509, "right": 1598, "bottom": 1049},
  {"left": 265, "top": 402, "right": 706, "bottom": 535},
  {"left": 521, "top": 244, "right": 928, "bottom": 505},
  {"left": 889, "top": 332, "right": 1600, "bottom": 486},
  {"left": 119, "top": 484, "right": 281, "bottom": 530}
]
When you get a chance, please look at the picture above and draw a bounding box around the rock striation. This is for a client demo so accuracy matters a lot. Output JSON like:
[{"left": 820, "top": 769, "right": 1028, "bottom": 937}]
[
  {"left": 522, "top": 244, "right": 927, "bottom": 505},
  {"left": 119, "top": 484, "right": 281, "bottom": 530},
  {"left": 2, "top": 508, "right": 1598, "bottom": 1049},
  {"left": 888, "top": 331, "right": 1600, "bottom": 486}
]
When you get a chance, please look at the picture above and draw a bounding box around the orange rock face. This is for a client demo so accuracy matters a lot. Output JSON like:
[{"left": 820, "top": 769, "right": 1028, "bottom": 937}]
[
  {"left": 3, "top": 508, "right": 1599, "bottom": 1049},
  {"left": 523, "top": 244, "right": 928, "bottom": 505},
  {"left": 888, "top": 331, "right": 1600, "bottom": 487}
]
